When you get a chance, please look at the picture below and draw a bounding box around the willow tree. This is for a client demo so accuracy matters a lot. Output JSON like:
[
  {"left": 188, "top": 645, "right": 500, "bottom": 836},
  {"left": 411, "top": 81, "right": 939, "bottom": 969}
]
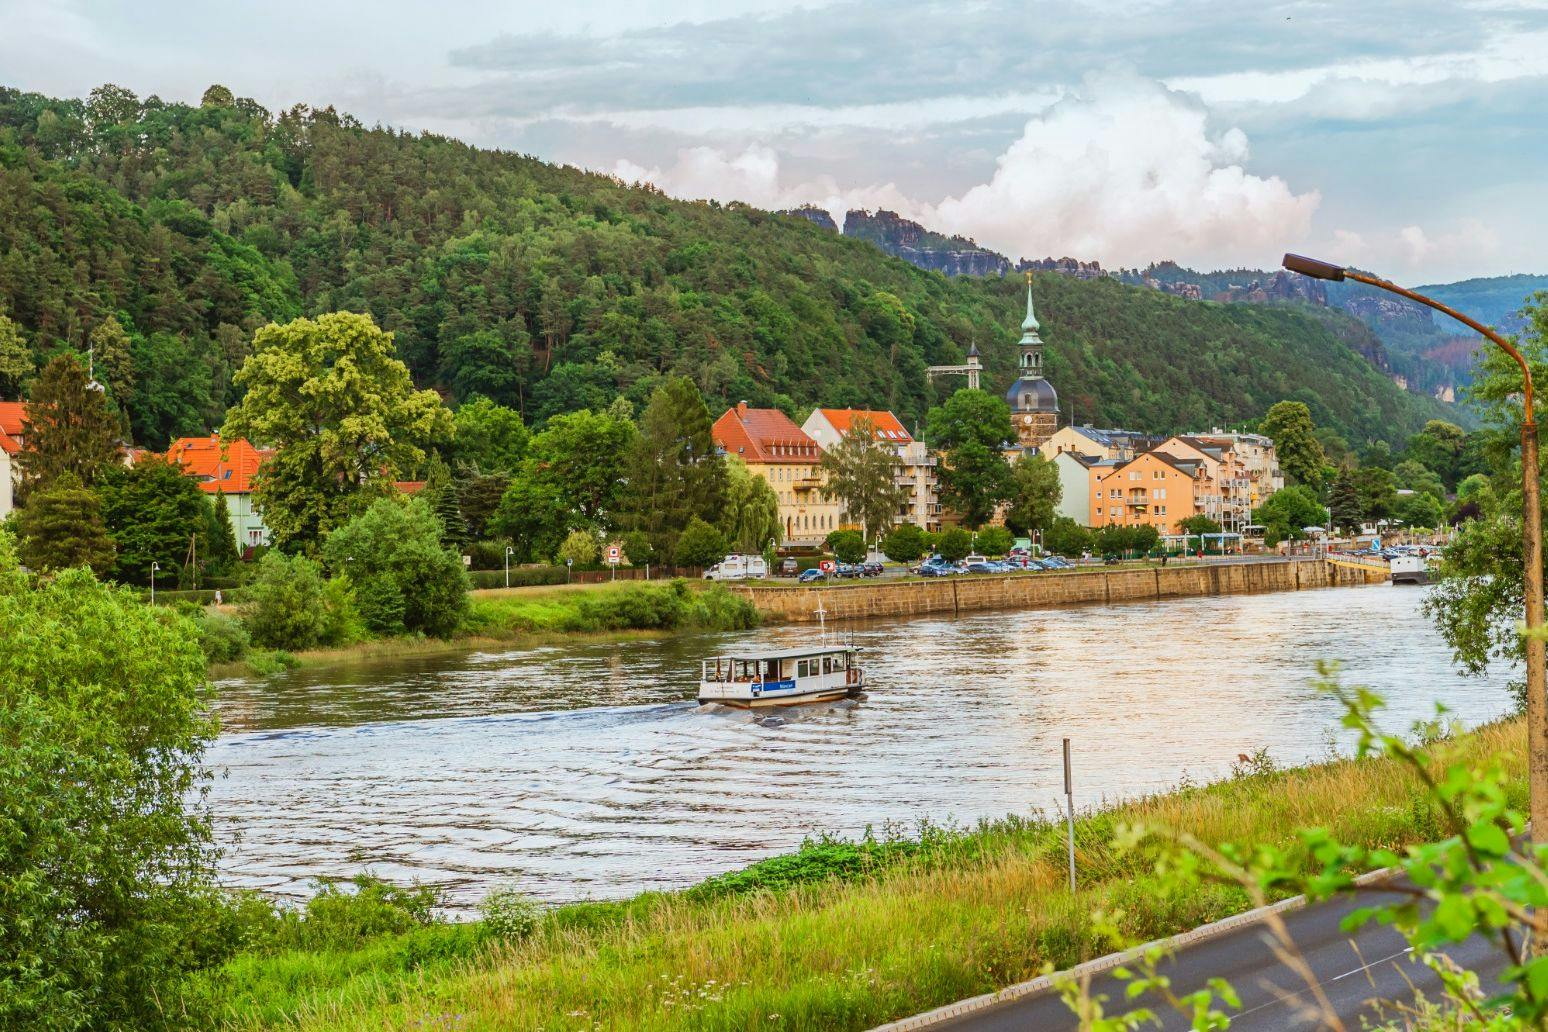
[
  {"left": 719, "top": 457, "right": 781, "bottom": 554},
  {"left": 221, "top": 312, "right": 452, "bottom": 552}
]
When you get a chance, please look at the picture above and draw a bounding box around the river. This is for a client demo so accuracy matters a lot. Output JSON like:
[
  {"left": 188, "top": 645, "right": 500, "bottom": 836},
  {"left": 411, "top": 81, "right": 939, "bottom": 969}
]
[{"left": 208, "top": 583, "right": 1509, "bottom": 912}]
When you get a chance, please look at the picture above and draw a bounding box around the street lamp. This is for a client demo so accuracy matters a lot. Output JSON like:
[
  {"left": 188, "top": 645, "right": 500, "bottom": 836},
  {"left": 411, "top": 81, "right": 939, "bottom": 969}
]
[
  {"left": 504, "top": 545, "right": 514, "bottom": 589},
  {"left": 150, "top": 561, "right": 160, "bottom": 606},
  {"left": 1284, "top": 253, "right": 1546, "bottom": 846}
]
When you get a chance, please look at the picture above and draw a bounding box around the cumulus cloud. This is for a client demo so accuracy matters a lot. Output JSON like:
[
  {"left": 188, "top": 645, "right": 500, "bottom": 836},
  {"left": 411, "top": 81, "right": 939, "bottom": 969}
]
[
  {"left": 1326, "top": 219, "right": 1503, "bottom": 275},
  {"left": 613, "top": 74, "right": 1321, "bottom": 269},
  {"left": 928, "top": 74, "right": 1319, "bottom": 267}
]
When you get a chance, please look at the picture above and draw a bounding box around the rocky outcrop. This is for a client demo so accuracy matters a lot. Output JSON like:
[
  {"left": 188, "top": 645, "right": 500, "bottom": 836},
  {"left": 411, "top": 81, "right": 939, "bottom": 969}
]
[
  {"left": 1019, "top": 256, "right": 1109, "bottom": 280},
  {"left": 782, "top": 205, "right": 838, "bottom": 232},
  {"left": 1344, "top": 294, "right": 1433, "bottom": 332},
  {"left": 841, "top": 209, "right": 1010, "bottom": 277}
]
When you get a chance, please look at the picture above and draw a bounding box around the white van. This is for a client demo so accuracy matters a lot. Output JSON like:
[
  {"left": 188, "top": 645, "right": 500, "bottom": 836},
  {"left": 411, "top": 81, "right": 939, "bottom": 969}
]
[{"left": 703, "top": 554, "right": 768, "bottom": 581}]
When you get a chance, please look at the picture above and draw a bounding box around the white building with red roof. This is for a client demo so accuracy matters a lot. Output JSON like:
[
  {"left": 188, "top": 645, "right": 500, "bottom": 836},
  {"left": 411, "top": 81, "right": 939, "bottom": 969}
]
[
  {"left": 801, "top": 408, "right": 941, "bottom": 532},
  {"left": 0, "top": 402, "right": 20, "bottom": 519},
  {"left": 166, "top": 434, "right": 274, "bottom": 549},
  {"left": 712, "top": 402, "right": 843, "bottom": 547}
]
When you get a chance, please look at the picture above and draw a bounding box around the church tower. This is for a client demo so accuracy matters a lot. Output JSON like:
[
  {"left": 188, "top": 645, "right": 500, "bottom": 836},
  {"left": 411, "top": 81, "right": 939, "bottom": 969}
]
[{"left": 1005, "top": 270, "right": 1059, "bottom": 450}]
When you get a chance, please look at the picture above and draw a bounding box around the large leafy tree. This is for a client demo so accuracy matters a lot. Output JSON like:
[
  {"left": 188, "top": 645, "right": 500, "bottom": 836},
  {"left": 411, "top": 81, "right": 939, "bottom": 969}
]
[
  {"left": 1252, "top": 485, "right": 1328, "bottom": 543},
  {"left": 450, "top": 396, "right": 529, "bottom": 474},
  {"left": 1260, "top": 400, "right": 1327, "bottom": 491},
  {"left": 15, "top": 473, "right": 115, "bottom": 574},
  {"left": 619, "top": 377, "right": 725, "bottom": 555},
  {"left": 98, "top": 455, "right": 212, "bottom": 584},
  {"left": 15, "top": 353, "right": 122, "bottom": 493},
  {"left": 1393, "top": 459, "right": 1446, "bottom": 502},
  {"left": 818, "top": 415, "right": 907, "bottom": 544},
  {"left": 1003, "top": 452, "right": 1061, "bottom": 537},
  {"left": 323, "top": 497, "right": 469, "bottom": 638},
  {"left": 221, "top": 312, "right": 453, "bottom": 552},
  {"left": 718, "top": 456, "right": 781, "bottom": 555},
  {"left": 1406, "top": 419, "right": 1468, "bottom": 488},
  {"left": 1354, "top": 465, "right": 1398, "bottom": 524},
  {"left": 925, "top": 389, "right": 1016, "bottom": 529},
  {"left": 521, "top": 401, "right": 637, "bottom": 528},
  {"left": 490, "top": 474, "right": 574, "bottom": 563},
  {"left": 0, "top": 534, "right": 219, "bottom": 1030}
]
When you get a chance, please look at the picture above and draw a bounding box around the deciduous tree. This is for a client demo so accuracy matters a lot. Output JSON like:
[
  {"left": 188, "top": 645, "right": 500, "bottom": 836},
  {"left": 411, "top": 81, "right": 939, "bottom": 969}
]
[
  {"left": 619, "top": 377, "right": 725, "bottom": 556},
  {"left": 450, "top": 395, "right": 529, "bottom": 473},
  {"left": 880, "top": 523, "right": 928, "bottom": 563},
  {"left": 0, "top": 308, "right": 32, "bottom": 397},
  {"left": 221, "top": 312, "right": 453, "bottom": 552},
  {"left": 718, "top": 457, "right": 781, "bottom": 555},
  {"left": 818, "top": 415, "right": 906, "bottom": 545},
  {"left": 323, "top": 497, "right": 469, "bottom": 638},
  {"left": 1003, "top": 452, "right": 1061, "bottom": 537},
  {"left": 98, "top": 455, "right": 214, "bottom": 584},
  {"left": 674, "top": 517, "right": 728, "bottom": 568},
  {"left": 0, "top": 534, "right": 220, "bottom": 1029},
  {"left": 925, "top": 390, "right": 1015, "bottom": 528},
  {"left": 1260, "top": 400, "right": 1326, "bottom": 490}
]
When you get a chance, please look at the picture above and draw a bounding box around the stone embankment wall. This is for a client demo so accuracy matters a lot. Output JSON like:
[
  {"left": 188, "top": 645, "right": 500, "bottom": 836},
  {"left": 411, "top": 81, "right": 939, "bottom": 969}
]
[{"left": 737, "top": 559, "right": 1386, "bottom": 624}]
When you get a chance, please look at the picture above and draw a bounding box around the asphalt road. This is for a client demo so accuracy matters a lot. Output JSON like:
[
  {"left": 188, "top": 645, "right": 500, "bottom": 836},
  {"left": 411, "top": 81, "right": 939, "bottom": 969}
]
[{"left": 931, "top": 886, "right": 1510, "bottom": 1031}]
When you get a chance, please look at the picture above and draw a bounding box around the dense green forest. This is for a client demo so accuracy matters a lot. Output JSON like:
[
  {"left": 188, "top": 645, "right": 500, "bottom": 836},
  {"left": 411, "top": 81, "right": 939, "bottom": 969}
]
[{"left": 0, "top": 83, "right": 1457, "bottom": 448}]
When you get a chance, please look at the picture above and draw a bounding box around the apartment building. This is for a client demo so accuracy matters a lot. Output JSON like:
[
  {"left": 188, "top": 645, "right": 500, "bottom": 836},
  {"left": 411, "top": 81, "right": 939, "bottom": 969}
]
[
  {"left": 1089, "top": 449, "right": 1210, "bottom": 533},
  {"left": 801, "top": 408, "right": 941, "bottom": 532},
  {"left": 713, "top": 402, "right": 844, "bottom": 547}
]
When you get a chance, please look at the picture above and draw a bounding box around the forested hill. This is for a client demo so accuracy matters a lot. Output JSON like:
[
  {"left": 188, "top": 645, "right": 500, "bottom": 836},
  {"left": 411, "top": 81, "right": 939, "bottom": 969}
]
[{"left": 0, "top": 83, "right": 1458, "bottom": 449}]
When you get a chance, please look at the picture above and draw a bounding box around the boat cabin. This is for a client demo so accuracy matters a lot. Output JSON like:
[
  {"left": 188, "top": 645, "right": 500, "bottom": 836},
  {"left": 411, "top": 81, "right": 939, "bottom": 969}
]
[{"left": 698, "top": 644, "right": 864, "bottom": 708}]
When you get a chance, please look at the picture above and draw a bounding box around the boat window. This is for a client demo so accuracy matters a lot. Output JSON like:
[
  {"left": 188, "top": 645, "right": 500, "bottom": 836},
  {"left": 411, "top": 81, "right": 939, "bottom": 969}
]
[
  {"left": 822, "top": 656, "right": 832, "bottom": 674},
  {"left": 797, "top": 659, "right": 810, "bottom": 678}
]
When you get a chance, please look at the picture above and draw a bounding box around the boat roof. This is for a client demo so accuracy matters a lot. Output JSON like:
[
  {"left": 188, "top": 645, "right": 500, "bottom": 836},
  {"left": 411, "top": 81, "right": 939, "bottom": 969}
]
[{"left": 710, "top": 644, "right": 857, "bottom": 661}]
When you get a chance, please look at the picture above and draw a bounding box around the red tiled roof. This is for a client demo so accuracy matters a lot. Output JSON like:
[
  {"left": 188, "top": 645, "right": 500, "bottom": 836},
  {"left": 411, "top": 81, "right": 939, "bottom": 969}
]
[
  {"left": 0, "top": 429, "right": 16, "bottom": 456},
  {"left": 0, "top": 400, "right": 26, "bottom": 439},
  {"left": 394, "top": 481, "right": 429, "bottom": 495},
  {"left": 713, "top": 404, "right": 821, "bottom": 464},
  {"left": 166, "top": 435, "right": 270, "bottom": 494},
  {"left": 817, "top": 408, "right": 912, "bottom": 443}
]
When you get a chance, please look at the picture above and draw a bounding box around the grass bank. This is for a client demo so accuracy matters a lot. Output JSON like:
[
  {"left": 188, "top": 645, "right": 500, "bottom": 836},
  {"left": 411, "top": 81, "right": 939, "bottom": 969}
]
[
  {"left": 208, "top": 580, "right": 759, "bottom": 677},
  {"left": 200, "top": 717, "right": 1525, "bottom": 1030}
]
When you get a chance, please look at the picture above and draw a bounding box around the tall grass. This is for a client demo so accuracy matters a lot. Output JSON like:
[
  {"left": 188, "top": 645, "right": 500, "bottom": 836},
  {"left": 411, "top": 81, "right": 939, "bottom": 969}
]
[
  {"left": 206, "top": 718, "right": 1525, "bottom": 1031},
  {"left": 465, "top": 580, "right": 758, "bottom": 635}
]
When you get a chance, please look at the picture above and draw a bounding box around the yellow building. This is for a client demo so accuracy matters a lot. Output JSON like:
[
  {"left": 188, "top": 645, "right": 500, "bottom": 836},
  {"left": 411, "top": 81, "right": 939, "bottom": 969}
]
[
  {"left": 713, "top": 402, "right": 844, "bottom": 547},
  {"left": 1090, "top": 450, "right": 1212, "bottom": 533}
]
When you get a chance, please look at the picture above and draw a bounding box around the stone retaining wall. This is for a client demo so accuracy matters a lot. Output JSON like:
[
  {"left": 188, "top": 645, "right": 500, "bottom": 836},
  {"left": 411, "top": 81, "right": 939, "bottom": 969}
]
[{"left": 736, "top": 559, "right": 1387, "bottom": 623}]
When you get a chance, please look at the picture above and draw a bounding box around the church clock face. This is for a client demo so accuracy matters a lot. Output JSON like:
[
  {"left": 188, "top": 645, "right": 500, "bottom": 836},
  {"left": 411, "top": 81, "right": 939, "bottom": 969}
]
[{"left": 1021, "top": 414, "right": 1034, "bottom": 426}]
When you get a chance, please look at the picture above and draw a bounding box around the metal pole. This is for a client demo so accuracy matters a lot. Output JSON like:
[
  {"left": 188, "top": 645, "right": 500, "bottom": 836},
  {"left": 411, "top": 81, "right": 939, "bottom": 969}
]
[
  {"left": 1063, "top": 737, "right": 1076, "bottom": 893},
  {"left": 150, "top": 562, "right": 158, "bottom": 606},
  {"left": 504, "top": 547, "right": 511, "bottom": 589}
]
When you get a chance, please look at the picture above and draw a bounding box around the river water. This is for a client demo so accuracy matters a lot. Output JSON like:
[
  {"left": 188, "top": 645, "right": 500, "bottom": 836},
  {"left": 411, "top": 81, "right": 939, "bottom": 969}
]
[{"left": 208, "top": 584, "right": 1510, "bottom": 911}]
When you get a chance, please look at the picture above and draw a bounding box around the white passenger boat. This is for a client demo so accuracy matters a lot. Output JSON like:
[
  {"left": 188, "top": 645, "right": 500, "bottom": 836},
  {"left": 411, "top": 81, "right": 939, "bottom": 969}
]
[{"left": 697, "top": 643, "right": 866, "bottom": 708}]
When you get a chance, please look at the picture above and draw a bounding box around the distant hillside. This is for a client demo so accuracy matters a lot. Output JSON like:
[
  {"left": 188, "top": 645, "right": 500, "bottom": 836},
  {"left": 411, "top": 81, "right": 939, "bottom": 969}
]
[
  {"left": 0, "top": 83, "right": 1456, "bottom": 449},
  {"left": 840, "top": 209, "right": 1009, "bottom": 277}
]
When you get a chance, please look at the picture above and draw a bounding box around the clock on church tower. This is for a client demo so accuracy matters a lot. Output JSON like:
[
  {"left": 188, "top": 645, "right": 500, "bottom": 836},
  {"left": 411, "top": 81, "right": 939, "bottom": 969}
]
[{"left": 1005, "top": 271, "right": 1059, "bottom": 449}]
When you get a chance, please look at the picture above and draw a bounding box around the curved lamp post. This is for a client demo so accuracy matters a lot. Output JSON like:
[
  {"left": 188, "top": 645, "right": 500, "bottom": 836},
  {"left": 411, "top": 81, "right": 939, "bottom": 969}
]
[{"left": 1284, "top": 254, "right": 1546, "bottom": 849}]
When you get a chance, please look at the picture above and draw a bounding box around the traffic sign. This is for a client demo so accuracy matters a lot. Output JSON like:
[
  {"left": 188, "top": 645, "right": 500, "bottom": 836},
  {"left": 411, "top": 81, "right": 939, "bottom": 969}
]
[{"left": 606, "top": 545, "right": 622, "bottom": 565}]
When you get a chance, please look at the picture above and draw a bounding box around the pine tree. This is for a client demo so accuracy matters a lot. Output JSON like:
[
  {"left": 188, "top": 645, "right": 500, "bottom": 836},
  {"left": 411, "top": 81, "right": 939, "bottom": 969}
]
[
  {"left": 0, "top": 309, "right": 32, "bottom": 397},
  {"left": 16, "top": 354, "right": 123, "bottom": 494},
  {"left": 207, "top": 491, "right": 241, "bottom": 571},
  {"left": 16, "top": 473, "right": 116, "bottom": 573},
  {"left": 1327, "top": 467, "right": 1364, "bottom": 534},
  {"left": 423, "top": 458, "right": 469, "bottom": 549},
  {"left": 618, "top": 377, "right": 725, "bottom": 555}
]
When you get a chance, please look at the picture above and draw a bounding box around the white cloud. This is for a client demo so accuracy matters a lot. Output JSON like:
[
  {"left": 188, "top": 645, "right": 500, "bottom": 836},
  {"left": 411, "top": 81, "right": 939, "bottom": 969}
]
[
  {"left": 615, "top": 73, "right": 1322, "bottom": 269},
  {"left": 1328, "top": 219, "right": 1503, "bottom": 275},
  {"left": 927, "top": 74, "right": 1319, "bottom": 268}
]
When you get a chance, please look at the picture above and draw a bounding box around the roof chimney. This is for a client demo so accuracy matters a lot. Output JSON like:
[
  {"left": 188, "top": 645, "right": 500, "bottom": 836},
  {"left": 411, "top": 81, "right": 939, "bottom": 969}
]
[{"left": 737, "top": 400, "right": 748, "bottom": 418}]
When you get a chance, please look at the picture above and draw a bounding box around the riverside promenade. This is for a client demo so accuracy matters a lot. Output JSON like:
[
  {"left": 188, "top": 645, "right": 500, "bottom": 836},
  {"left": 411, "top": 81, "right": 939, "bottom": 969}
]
[{"left": 736, "top": 557, "right": 1388, "bottom": 623}]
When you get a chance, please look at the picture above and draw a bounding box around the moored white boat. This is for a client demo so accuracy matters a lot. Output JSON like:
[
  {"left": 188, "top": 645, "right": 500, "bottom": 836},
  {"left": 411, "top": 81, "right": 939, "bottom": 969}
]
[{"left": 697, "top": 644, "right": 866, "bottom": 708}]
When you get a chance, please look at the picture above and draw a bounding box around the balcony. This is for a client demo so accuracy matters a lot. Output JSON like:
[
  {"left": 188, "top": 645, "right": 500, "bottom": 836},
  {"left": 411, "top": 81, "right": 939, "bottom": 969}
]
[{"left": 793, "top": 477, "right": 822, "bottom": 492}]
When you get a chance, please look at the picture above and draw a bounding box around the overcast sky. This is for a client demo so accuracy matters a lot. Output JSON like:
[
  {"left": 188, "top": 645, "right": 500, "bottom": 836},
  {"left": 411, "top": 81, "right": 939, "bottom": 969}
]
[{"left": 3, "top": 0, "right": 1546, "bottom": 281}]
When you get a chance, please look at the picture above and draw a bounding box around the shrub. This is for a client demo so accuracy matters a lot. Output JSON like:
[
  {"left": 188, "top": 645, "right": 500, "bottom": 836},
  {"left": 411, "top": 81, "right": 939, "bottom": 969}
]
[
  {"left": 935, "top": 527, "right": 973, "bottom": 561},
  {"left": 880, "top": 523, "right": 927, "bottom": 563},
  {"left": 196, "top": 608, "right": 251, "bottom": 663},
  {"left": 1043, "top": 516, "right": 1093, "bottom": 557},
  {"left": 317, "top": 576, "right": 368, "bottom": 647},
  {"left": 558, "top": 528, "right": 599, "bottom": 567},
  {"left": 245, "top": 649, "right": 300, "bottom": 677},
  {"left": 0, "top": 532, "right": 220, "bottom": 1029},
  {"left": 480, "top": 886, "right": 543, "bottom": 942},
  {"left": 825, "top": 528, "right": 866, "bottom": 563},
  {"left": 975, "top": 526, "right": 1015, "bottom": 556},
  {"left": 466, "top": 539, "right": 509, "bottom": 570},
  {"left": 674, "top": 517, "right": 728, "bottom": 568},
  {"left": 276, "top": 876, "right": 442, "bottom": 952},
  {"left": 323, "top": 498, "right": 470, "bottom": 638},
  {"left": 242, "top": 551, "right": 328, "bottom": 650}
]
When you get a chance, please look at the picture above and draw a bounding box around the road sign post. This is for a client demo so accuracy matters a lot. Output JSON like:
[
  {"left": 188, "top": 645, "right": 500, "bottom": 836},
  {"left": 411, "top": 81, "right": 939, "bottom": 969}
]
[
  {"left": 1063, "top": 737, "right": 1076, "bottom": 893},
  {"left": 606, "top": 544, "right": 621, "bottom": 581}
]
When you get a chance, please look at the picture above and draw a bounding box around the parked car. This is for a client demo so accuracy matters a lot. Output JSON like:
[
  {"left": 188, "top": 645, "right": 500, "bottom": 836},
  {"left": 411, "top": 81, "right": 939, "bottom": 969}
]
[
  {"left": 1041, "top": 555, "right": 1072, "bottom": 569},
  {"left": 861, "top": 561, "right": 884, "bottom": 577},
  {"left": 835, "top": 562, "right": 864, "bottom": 578},
  {"left": 779, "top": 557, "right": 799, "bottom": 576},
  {"left": 916, "top": 564, "right": 954, "bottom": 577},
  {"left": 964, "top": 561, "right": 998, "bottom": 574},
  {"left": 797, "top": 568, "right": 828, "bottom": 583},
  {"left": 963, "top": 553, "right": 988, "bottom": 565}
]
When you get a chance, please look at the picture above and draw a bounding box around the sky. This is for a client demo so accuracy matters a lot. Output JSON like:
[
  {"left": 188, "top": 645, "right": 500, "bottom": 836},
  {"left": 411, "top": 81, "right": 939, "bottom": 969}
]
[{"left": 2, "top": 0, "right": 1546, "bottom": 282}]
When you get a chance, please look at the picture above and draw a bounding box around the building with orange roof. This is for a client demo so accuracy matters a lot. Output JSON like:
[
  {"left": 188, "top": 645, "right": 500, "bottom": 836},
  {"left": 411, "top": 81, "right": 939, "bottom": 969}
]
[
  {"left": 166, "top": 434, "right": 274, "bottom": 549},
  {"left": 801, "top": 407, "right": 940, "bottom": 532},
  {"left": 1089, "top": 449, "right": 1212, "bottom": 534},
  {"left": 713, "top": 402, "right": 843, "bottom": 547}
]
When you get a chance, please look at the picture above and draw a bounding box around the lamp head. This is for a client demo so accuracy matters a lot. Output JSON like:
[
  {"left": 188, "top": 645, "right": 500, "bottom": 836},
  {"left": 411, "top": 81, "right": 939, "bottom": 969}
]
[{"left": 1282, "top": 253, "right": 1346, "bottom": 281}]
